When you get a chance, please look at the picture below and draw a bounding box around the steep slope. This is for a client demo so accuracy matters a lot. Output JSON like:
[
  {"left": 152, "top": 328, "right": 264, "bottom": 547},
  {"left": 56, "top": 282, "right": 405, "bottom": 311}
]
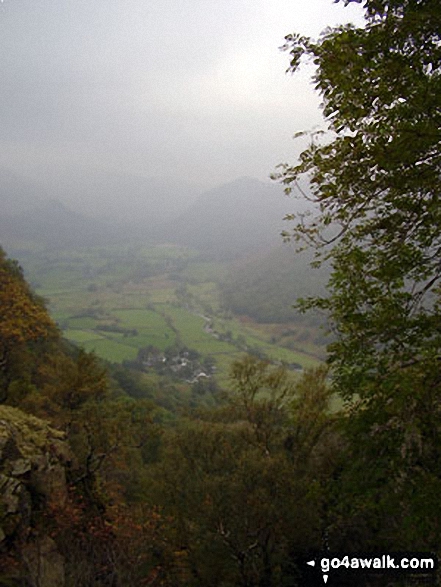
[
  {"left": 171, "top": 177, "right": 301, "bottom": 259},
  {"left": 221, "top": 245, "right": 330, "bottom": 323},
  {"left": 0, "top": 405, "right": 71, "bottom": 586},
  {"left": 0, "top": 199, "right": 127, "bottom": 250}
]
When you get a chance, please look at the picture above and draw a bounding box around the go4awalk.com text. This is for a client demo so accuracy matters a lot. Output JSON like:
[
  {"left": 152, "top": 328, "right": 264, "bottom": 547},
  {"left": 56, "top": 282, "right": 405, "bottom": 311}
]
[{"left": 302, "top": 552, "right": 437, "bottom": 585}]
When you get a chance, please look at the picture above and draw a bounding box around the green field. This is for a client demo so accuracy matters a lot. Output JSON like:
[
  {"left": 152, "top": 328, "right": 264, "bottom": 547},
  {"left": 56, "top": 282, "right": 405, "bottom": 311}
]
[
  {"left": 20, "top": 244, "right": 323, "bottom": 385},
  {"left": 82, "top": 338, "right": 139, "bottom": 363}
]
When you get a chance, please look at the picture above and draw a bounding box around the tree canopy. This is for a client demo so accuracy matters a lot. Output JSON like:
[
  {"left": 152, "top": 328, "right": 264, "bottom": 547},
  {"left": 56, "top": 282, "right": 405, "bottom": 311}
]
[
  {"left": 0, "top": 248, "right": 58, "bottom": 394},
  {"left": 276, "top": 0, "right": 441, "bottom": 404},
  {"left": 274, "top": 0, "right": 441, "bottom": 551}
]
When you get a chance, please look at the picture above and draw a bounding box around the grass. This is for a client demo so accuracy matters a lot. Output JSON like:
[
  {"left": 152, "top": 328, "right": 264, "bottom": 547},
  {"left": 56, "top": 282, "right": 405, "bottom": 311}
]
[
  {"left": 66, "top": 317, "right": 100, "bottom": 329},
  {"left": 118, "top": 332, "right": 176, "bottom": 351},
  {"left": 63, "top": 329, "right": 105, "bottom": 344},
  {"left": 113, "top": 309, "right": 167, "bottom": 329},
  {"left": 82, "top": 338, "right": 139, "bottom": 363},
  {"left": 181, "top": 261, "right": 229, "bottom": 282},
  {"left": 20, "top": 244, "right": 325, "bottom": 381}
]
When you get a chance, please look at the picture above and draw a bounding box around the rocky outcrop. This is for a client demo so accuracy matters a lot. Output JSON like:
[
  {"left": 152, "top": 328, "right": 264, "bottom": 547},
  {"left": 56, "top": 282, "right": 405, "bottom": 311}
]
[{"left": 0, "top": 405, "right": 72, "bottom": 587}]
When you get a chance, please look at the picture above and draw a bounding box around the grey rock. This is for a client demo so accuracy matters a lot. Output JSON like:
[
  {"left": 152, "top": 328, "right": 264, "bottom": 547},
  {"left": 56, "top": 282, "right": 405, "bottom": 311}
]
[{"left": 0, "top": 406, "right": 71, "bottom": 586}]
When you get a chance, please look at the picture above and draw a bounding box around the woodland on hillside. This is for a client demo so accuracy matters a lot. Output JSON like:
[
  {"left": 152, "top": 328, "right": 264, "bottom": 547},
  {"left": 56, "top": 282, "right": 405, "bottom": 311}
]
[
  {"left": 0, "top": 0, "right": 440, "bottom": 585},
  {"left": 0, "top": 246, "right": 335, "bottom": 586}
]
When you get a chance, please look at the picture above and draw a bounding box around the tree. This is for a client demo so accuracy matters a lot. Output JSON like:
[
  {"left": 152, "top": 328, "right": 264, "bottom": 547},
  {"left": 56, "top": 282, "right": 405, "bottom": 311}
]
[
  {"left": 0, "top": 248, "right": 57, "bottom": 398},
  {"left": 274, "top": 0, "right": 441, "bottom": 551},
  {"left": 150, "top": 358, "right": 336, "bottom": 587}
]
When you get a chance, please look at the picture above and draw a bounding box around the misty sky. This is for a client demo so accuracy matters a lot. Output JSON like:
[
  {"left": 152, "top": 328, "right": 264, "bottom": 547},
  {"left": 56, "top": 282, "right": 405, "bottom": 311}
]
[{"left": 0, "top": 0, "right": 363, "bottom": 189}]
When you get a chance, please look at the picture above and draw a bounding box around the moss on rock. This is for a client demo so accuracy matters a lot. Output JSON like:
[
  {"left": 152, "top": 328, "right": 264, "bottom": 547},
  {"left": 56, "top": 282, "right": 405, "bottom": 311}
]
[{"left": 0, "top": 405, "right": 72, "bottom": 587}]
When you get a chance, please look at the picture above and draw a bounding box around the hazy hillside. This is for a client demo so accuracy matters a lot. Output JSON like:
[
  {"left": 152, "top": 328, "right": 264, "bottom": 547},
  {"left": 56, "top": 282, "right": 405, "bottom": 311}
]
[
  {"left": 0, "top": 167, "right": 47, "bottom": 215},
  {"left": 0, "top": 172, "right": 308, "bottom": 257},
  {"left": 171, "top": 177, "right": 302, "bottom": 258},
  {"left": 0, "top": 167, "right": 205, "bottom": 249},
  {"left": 30, "top": 167, "right": 203, "bottom": 226},
  {"left": 0, "top": 199, "right": 127, "bottom": 250},
  {"left": 1, "top": 165, "right": 202, "bottom": 227},
  {"left": 221, "top": 245, "right": 330, "bottom": 323}
]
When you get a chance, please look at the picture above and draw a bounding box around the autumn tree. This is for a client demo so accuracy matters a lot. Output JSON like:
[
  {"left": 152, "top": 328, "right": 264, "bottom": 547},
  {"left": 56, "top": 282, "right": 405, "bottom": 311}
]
[
  {"left": 0, "top": 248, "right": 170, "bottom": 584},
  {"left": 275, "top": 0, "right": 441, "bottom": 551},
  {"left": 150, "top": 358, "right": 335, "bottom": 587},
  {"left": 0, "top": 247, "right": 57, "bottom": 398}
]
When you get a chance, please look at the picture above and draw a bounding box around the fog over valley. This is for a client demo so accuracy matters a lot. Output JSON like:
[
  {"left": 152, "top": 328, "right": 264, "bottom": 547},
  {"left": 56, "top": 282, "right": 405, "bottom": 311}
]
[
  {"left": 0, "top": 0, "right": 362, "bottom": 261},
  {"left": 0, "top": 0, "right": 362, "bottom": 190},
  {"left": 0, "top": 0, "right": 354, "bottom": 393},
  {"left": 1, "top": 0, "right": 438, "bottom": 584}
]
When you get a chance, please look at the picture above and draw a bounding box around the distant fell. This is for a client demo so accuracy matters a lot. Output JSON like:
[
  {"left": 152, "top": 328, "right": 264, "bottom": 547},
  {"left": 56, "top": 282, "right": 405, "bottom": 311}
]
[
  {"left": 0, "top": 167, "right": 47, "bottom": 215},
  {"left": 171, "top": 177, "right": 300, "bottom": 259},
  {"left": 31, "top": 168, "right": 203, "bottom": 225},
  {"left": 0, "top": 199, "right": 126, "bottom": 250},
  {"left": 0, "top": 170, "right": 310, "bottom": 254},
  {"left": 221, "top": 245, "right": 330, "bottom": 323}
]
